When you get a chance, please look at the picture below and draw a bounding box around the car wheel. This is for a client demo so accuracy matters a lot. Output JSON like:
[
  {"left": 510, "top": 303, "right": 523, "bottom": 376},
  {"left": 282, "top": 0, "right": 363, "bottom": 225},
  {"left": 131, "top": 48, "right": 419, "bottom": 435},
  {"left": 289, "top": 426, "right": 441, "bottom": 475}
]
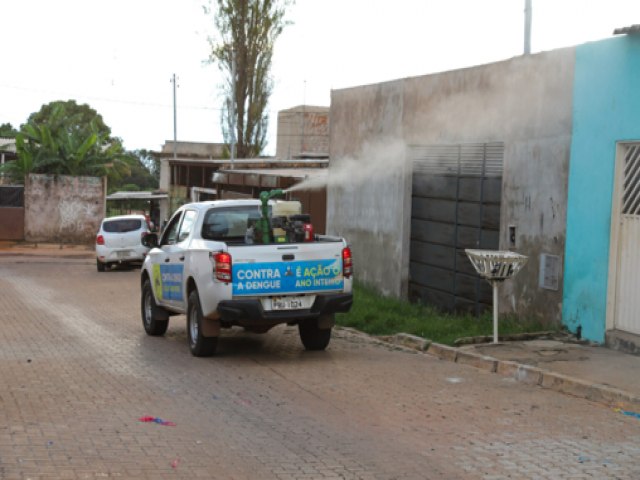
[
  {"left": 96, "top": 259, "right": 106, "bottom": 272},
  {"left": 141, "top": 279, "right": 169, "bottom": 336},
  {"left": 187, "top": 290, "right": 218, "bottom": 357},
  {"left": 298, "top": 317, "right": 332, "bottom": 351}
]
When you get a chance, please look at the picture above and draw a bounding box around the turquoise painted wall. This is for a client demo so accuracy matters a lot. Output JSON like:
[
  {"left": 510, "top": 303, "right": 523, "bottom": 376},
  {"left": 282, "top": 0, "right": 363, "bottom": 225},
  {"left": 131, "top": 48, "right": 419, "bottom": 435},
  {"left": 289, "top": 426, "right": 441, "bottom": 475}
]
[{"left": 563, "top": 35, "right": 640, "bottom": 342}]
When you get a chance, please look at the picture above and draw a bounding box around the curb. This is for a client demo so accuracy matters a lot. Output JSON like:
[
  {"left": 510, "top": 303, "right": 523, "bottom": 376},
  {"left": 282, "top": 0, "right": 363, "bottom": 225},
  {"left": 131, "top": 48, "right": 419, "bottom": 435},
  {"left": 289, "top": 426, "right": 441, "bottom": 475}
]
[{"left": 386, "top": 333, "right": 640, "bottom": 410}]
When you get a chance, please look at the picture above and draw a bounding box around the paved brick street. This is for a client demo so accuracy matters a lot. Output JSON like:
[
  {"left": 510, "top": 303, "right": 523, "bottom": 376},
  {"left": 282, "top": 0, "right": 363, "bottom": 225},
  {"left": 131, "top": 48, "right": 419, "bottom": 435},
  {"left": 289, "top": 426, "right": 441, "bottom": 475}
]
[{"left": 1, "top": 256, "right": 639, "bottom": 479}]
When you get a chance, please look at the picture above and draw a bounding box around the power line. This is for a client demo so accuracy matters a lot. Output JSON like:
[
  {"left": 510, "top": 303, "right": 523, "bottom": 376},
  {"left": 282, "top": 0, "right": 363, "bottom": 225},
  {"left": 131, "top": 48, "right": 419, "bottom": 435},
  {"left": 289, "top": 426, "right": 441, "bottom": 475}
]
[
  {"left": 0, "top": 82, "right": 226, "bottom": 112},
  {"left": 0, "top": 82, "right": 291, "bottom": 117}
]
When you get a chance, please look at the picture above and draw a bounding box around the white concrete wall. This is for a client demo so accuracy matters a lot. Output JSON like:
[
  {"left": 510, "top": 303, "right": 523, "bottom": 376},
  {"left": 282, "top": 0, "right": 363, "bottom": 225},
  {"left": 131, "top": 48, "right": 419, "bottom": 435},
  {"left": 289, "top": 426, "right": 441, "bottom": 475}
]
[{"left": 328, "top": 48, "right": 575, "bottom": 323}]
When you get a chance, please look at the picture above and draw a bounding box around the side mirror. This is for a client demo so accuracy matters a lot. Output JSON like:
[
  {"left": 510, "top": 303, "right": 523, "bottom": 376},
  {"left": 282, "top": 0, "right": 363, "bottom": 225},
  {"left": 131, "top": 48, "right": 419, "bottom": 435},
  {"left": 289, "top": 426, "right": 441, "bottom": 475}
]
[{"left": 142, "top": 233, "right": 159, "bottom": 248}]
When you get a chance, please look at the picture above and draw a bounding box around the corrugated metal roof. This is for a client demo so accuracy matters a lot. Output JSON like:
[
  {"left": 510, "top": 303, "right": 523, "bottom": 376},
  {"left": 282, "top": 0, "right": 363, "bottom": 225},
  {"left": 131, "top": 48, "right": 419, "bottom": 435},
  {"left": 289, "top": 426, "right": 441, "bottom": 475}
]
[
  {"left": 219, "top": 168, "right": 327, "bottom": 179},
  {"left": 165, "top": 157, "right": 329, "bottom": 166},
  {"left": 613, "top": 24, "right": 640, "bottom": 35},
  {"left": 106, "top": 191, "right": 168, "bottom": 201}
]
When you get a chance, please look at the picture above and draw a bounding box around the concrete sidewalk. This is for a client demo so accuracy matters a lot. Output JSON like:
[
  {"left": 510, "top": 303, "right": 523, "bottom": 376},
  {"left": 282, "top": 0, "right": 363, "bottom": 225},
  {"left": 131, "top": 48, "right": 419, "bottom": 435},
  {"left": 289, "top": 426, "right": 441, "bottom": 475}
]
[{"left": 387, "top": 332, "right": 640, "bottom": 411}]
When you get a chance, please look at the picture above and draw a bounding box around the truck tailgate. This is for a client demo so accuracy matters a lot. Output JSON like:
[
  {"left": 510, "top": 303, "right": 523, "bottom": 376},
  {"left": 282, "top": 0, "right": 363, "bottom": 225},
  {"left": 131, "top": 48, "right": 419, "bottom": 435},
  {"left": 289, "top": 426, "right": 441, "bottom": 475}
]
[{"left": 228, "top": 242, "right": 345, "bottom": 297}]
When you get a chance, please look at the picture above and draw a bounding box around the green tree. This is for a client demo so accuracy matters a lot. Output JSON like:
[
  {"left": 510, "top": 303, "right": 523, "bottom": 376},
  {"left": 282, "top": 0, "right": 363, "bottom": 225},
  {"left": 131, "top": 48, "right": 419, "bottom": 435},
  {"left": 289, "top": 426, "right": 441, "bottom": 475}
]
[
  {"left": 136, "top": 149, "right": 162, "bottom": 184},
  {"left": 0, "top": 123, "right": 18, "bottom": 137},
  {"left": 0, "top": 100, "right": 131, "bottom": 184},
  {"left": 109, "top": 150, "right": 159, "bottom": 193},
  {"left": 207, "top": 0, "right": 292, "bottom": 158},
  {"left": 26, "top": 100, "right": 111, "bottom": 142}
]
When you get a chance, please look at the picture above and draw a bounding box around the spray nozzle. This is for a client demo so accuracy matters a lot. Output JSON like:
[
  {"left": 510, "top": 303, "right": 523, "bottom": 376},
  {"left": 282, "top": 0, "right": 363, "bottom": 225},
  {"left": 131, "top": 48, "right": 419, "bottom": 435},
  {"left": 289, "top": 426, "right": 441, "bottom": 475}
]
[{"left": 259, "top": 189, "right": 284, "bottom": 202}]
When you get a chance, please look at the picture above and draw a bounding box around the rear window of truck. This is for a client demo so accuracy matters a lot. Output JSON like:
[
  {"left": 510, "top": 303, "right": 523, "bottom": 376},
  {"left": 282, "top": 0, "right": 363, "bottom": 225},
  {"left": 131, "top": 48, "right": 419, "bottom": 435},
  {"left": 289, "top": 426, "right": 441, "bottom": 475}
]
[{"left": 202, "top": 206, "right": 262, "bottom": 241}]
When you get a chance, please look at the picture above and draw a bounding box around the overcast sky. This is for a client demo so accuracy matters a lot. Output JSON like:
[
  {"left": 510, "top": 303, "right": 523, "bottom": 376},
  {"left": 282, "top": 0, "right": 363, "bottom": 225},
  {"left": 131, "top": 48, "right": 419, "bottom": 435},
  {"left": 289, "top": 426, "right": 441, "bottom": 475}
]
[{"left": 1, "top": 0, "right": 638, "bottom": 155}]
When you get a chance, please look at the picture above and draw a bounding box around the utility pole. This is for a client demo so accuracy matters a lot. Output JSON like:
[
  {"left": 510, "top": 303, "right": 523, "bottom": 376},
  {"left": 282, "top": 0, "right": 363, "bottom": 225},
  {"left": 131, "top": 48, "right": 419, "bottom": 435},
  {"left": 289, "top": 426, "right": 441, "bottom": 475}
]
[
  {"left": 524, "top": 0, "right": 532, "bottom": 55},
  {"left": 171, "top": 73, "right": 178, "bottom": 160},
  {"left": 301, "top": 80, "right": 306, "bottom": 157}
]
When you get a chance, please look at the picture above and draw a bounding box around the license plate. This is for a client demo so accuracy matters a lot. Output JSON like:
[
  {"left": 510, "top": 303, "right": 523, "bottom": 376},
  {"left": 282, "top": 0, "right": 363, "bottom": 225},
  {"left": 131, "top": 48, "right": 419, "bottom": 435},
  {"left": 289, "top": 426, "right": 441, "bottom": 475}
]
[
  {"left": 272, "top": 296, "right": 304, "bottom": 310},
  {"left": 116, "top": 250, "right": 130, "bottom": 259}
]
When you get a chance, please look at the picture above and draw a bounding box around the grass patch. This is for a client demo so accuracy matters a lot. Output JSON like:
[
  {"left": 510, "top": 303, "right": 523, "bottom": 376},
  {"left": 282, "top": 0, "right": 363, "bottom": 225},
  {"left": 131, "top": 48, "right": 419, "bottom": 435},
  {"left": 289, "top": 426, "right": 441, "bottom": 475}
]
[{"left": 336, "top": 282, "right": 553, "bottom": 346}]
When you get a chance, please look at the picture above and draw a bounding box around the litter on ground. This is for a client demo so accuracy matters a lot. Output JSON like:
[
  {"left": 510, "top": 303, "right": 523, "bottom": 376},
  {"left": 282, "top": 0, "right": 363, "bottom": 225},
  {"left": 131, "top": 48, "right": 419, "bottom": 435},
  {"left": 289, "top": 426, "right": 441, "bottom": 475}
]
[{"left": 138, "top": 416, "right": 176, "bottom": 426}]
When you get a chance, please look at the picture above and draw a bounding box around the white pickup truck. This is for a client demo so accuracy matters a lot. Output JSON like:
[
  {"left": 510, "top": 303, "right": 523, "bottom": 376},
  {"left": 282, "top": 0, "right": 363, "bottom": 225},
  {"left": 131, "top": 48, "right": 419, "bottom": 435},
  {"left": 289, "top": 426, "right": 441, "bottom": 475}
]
[{"left": 139, "top": 196, "right": 353, "bottom": 356}]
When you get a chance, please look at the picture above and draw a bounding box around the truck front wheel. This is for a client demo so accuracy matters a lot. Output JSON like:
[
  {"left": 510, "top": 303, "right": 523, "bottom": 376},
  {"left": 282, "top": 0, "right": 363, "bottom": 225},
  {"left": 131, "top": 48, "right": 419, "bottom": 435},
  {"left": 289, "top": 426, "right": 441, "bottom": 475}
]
[
  {"left": 141, "top": 279, "right": 169, "bottom": 336},
  {"left": 187, "top": 290, "right": 218, "bottom": 357},
  {"left": 298, "top": 316, "right": 332, "bottom": 351}
]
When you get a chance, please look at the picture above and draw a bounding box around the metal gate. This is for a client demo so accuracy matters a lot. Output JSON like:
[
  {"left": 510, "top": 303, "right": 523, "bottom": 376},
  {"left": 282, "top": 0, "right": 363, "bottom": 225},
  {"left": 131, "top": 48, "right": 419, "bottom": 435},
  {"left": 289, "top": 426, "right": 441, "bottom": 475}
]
[
  {"left": 0, "top": 185, "right": 25, "bottom": 240},
  {"left": 611, "top": 143, "right": 640, "bottom": 335},
  {"left": 409, "top": 143, "right": 503, "bottom": 314}
]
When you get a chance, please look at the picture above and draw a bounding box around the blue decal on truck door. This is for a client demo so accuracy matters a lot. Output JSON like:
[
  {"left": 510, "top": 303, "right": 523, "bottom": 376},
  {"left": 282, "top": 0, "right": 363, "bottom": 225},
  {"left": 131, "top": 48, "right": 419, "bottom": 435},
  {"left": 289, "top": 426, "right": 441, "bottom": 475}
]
[
  {"left": 233, "top": 259, "right": 343, "bottom": 296},
  {"left": 152, "top": 263, "right": 184, "bottom": 301}
]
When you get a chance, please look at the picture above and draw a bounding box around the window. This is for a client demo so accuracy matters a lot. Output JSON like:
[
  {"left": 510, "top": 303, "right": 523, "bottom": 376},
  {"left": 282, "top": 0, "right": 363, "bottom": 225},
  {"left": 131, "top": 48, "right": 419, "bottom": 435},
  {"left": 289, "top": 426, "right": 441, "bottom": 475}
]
[
  {"left": 103, "top": 219, "right": 143, "bottom": 233},
  {"left": 177, "top": 210, "right": 197, "bottom": 242},
  {"left": 622, "top": 144, "right": 640, "bottom": 215},
  {"left": 160, "top": 212, "right": 183, "bottom": 245},
  {"left": 202, "top": 206, "right": 262, "bottom": 241}
]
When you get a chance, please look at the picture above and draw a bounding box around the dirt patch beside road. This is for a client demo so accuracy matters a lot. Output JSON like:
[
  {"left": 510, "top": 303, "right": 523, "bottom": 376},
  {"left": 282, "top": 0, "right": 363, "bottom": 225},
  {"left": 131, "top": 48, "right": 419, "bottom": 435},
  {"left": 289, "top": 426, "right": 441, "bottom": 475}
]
[{"left": 0, "top": 240, "right": 94, "bottom": 258}]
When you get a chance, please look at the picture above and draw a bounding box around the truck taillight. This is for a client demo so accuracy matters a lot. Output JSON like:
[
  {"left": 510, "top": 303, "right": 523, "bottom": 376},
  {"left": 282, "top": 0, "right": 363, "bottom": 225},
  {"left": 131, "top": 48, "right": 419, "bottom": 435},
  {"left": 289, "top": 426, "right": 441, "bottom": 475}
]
[
  {"left": 303, "top": 223, "right": 314, "bottom": 242},
  {"left": 213, "top": 252, "right": 232, "bottom": 282},
  {"left": 342, "top": 247, "right": 353, "bottom": 278},
  {"left": 96, "top": 234, "right": 105, "bottom": 246}
]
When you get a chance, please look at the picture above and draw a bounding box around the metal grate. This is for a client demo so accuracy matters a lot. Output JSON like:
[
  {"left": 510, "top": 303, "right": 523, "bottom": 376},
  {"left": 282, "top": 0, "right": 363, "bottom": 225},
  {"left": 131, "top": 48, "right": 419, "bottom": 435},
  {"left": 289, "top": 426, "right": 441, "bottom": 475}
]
[
  {"left": 411, "top": 142, "right": 504, "bottom": 177},
  {"left": 622, "top": 144, "right": 640, "bottom": 215},
  {"left": 0, "top": 185, "right": 24, "bottom": 207}
]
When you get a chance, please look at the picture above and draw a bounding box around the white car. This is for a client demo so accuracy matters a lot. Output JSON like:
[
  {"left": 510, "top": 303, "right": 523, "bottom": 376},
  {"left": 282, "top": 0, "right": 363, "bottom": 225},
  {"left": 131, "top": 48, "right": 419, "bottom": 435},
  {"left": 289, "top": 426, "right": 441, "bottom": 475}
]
[{"left": 95, "top": 214, "right": 150, "bottom": 272}]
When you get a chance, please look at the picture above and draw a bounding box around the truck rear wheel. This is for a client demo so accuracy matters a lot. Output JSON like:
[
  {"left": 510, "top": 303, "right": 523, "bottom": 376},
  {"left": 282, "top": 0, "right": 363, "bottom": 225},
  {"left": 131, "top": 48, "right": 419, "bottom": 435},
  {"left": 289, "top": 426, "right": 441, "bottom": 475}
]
[
  {"left": 187, "top": 290, "right": 218, "bottom": 357},
  {"left": 299, "top": 317, "right": 332, "bottom": 351},
  {"left": 141, "top": 279, "right": 169, "bottom": 336}
]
